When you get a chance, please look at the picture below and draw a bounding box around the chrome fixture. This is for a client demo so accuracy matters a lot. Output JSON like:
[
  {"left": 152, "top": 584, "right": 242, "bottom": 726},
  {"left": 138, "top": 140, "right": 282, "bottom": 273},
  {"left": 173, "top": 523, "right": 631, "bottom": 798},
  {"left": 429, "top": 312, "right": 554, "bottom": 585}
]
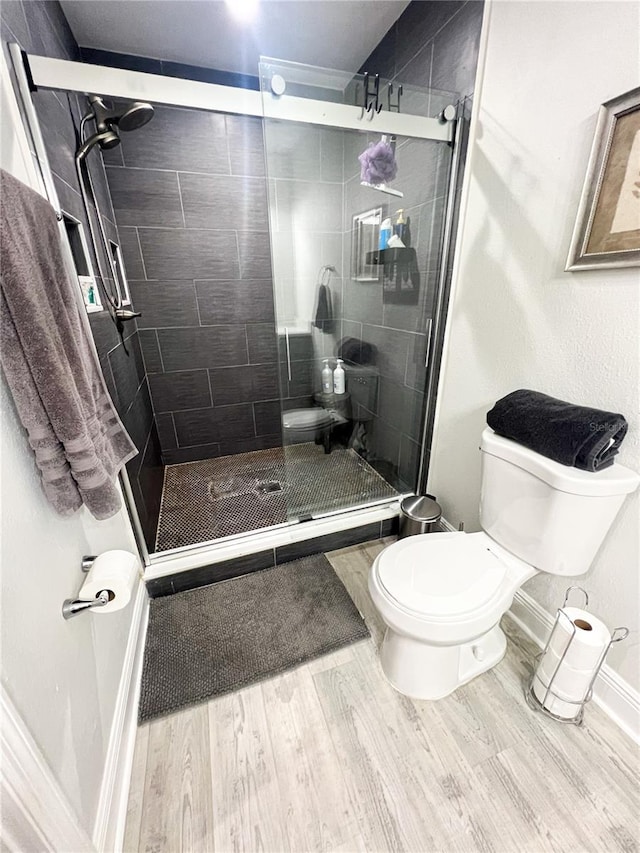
[
  {"left": 62, "top": 556, "right": 110, "bottom": 620},
  {"left": 74, "top": 95, "right": 154, "bottom": 312},
  {"left": 438, "top": 104, "right": 457, "bottom": 124}
]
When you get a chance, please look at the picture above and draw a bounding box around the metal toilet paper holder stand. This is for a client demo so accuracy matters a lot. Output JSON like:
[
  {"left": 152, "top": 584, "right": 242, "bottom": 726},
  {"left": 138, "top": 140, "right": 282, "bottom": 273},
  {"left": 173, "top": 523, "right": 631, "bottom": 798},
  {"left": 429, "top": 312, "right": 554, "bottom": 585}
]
[
  {"left": 525, "top": 586, "right": 629, "bottom": 726},
  {"left": 62, "top": 556, "right": 112, "bottom": 620}
]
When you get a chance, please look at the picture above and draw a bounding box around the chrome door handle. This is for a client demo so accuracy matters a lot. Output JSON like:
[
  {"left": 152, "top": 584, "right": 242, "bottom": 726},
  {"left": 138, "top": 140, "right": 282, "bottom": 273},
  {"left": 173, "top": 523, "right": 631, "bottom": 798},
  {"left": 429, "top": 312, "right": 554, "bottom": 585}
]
[
  {"left": 424, "top": 318, "right": 433, "bottom": 366},
  {"left": 284, "top": 326, "right": 292, "bottom": 381}
]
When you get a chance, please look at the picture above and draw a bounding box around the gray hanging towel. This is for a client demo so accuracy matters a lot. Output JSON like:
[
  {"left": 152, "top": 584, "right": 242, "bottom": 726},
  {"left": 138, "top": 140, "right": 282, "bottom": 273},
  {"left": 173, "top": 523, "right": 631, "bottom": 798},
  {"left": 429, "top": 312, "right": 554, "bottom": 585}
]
[
  {"left": 313, "top": 280, "right": 334, "bottom": 334},
  {"left": 0, "top": 169, "right": 137, "bottom": 519},
  {"left": 487, "top": 389, "right": 628, "bottom": 472}
]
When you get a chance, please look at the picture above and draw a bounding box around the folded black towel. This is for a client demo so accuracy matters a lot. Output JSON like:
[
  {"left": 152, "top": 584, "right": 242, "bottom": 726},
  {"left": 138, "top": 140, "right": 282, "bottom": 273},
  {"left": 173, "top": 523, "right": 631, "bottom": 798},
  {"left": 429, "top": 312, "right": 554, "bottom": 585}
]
[
  {"left": 487, "top": 389, "right": 628, "bottom": 472},
  {"left": 313, "top": 283, "right": 334, "bottom": 334}
]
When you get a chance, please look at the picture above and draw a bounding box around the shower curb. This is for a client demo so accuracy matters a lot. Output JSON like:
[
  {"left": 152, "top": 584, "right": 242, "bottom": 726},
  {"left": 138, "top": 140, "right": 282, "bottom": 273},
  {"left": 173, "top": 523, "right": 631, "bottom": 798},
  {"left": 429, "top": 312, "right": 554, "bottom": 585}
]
[{"left": 146, "top": 516, "right": 398, "bottom": 597}]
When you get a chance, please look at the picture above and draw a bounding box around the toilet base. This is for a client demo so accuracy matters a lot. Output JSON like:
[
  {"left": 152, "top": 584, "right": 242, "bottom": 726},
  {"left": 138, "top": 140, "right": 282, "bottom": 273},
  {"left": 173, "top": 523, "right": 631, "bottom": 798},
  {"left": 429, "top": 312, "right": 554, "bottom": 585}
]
[{"left": 379, "top": 623, "right": 507, "bottom": 700}]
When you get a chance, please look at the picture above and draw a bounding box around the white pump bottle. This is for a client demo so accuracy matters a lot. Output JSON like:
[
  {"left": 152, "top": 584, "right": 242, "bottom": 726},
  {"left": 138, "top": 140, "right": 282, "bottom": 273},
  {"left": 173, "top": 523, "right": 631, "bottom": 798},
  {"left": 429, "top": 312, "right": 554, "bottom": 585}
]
[
  {"left": 333, "top": 359, "right": 346, "bottom": 395},
  {"left": 321, "top": 359, "right": 333, "bottom": 393}
]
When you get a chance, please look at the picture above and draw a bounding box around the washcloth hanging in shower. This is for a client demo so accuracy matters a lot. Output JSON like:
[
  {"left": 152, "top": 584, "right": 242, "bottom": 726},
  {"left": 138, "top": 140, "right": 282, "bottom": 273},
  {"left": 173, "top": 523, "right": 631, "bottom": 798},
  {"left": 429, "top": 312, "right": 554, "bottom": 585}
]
[
  {"left": 358, "top": 135, "right": 398, "bottom": 184},
  {"left": 313, "top": 266, "right": 335, "bottom": 334}
]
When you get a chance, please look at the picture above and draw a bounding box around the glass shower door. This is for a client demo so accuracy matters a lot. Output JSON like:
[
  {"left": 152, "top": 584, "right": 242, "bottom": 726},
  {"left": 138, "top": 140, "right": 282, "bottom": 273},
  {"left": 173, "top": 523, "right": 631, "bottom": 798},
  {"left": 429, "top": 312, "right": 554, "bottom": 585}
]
[{"left": 260, "top": 59, "right": 457, "bottom": 523}]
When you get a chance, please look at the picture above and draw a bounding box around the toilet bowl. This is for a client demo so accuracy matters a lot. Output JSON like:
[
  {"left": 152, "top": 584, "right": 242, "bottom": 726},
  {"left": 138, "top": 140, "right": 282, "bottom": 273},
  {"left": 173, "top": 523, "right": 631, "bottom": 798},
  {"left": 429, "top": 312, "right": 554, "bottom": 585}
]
[
  {"left": 369, "top": 427, "right": 639, "bottom": 700},
  {"left": 282, "top": 407, "right": 334, "bottom": 445}
]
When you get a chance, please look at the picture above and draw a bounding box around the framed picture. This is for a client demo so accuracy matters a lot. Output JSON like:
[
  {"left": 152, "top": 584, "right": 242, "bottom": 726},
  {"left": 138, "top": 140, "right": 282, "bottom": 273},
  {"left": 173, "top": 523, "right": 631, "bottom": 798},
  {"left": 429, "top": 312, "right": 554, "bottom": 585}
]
[{"left": 566, "top": 86, "right": 640, "bottom": 271}]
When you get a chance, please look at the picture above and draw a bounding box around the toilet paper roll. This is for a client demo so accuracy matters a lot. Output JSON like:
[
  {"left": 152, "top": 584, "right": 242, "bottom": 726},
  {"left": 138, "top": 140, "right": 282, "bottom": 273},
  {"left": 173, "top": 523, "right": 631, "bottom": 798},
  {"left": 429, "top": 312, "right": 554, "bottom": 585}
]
[
  {"left": 537, "top": 652, "right": 595, "bottom": 703},
  {"left": 532, "top": 674, "right": 582, "bottom": 720},
  {"left": 546, "top": 606, "right": 611, "bottom": 671},
  {"left": 79, "top": 550, "right": 140, "bottom": 614},
  {"left": 532, "top": 605, "right": 612, "bottom": 719}
]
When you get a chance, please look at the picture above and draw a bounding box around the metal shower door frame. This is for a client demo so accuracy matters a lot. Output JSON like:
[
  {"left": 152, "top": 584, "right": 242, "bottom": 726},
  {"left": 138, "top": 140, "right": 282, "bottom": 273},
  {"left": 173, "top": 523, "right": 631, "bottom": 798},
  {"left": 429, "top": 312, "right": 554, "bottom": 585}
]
[{"left": 23, "top": 53, "right": 455, "bottom": 144}]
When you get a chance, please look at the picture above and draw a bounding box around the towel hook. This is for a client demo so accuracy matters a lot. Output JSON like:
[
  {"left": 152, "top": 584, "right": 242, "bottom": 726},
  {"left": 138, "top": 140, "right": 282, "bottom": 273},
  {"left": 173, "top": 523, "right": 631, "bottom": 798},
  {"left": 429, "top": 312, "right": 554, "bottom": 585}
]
[
  {"left": 358, "top": 72, "right": 382, "bottom": 119},
  {"left": 388, "top": 82, "right": 403, "bottom": 113}
]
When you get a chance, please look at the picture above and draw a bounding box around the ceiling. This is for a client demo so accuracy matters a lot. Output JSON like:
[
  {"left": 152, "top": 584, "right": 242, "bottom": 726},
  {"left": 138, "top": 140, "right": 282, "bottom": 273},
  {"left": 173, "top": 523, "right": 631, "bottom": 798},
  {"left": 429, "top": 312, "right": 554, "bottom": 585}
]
[{"left": 60, "top": 1, "right": 410, "bottom": 76}]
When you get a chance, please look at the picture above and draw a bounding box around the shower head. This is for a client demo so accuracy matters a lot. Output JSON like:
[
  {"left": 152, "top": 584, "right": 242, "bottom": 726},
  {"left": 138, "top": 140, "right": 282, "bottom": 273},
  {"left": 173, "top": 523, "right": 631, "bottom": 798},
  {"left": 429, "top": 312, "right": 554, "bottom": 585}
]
[
  {"left": 116, "top": 101, "right": 155, "bottom": 132},
  {"left": 86, "top": 94, "right": 154, "bottom": 134},
  {"left": 76, "top": 95, "right": 154, "bottom": 162}
]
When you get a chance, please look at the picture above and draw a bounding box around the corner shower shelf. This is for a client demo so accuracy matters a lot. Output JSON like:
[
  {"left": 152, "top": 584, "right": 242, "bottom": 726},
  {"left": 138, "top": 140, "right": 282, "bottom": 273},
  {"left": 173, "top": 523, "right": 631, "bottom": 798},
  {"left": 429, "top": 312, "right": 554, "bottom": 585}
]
[{"left": 366, "top": 247, "right": 416, "bottom": 265}]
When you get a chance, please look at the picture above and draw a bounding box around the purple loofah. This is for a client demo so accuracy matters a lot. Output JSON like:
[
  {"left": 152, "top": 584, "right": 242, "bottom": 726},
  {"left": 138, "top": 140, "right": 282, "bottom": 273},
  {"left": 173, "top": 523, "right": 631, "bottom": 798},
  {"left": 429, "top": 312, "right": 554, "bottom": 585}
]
[{"left": 358, "top": 138, "right": 398, "bottom": 184}]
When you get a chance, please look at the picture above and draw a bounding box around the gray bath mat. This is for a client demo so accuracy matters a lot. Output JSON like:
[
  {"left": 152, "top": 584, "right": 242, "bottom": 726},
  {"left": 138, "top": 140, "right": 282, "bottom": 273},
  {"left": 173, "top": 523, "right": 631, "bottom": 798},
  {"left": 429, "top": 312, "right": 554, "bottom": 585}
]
[{"left": 138, "top": 554, "right": 369, "bottom": 721}]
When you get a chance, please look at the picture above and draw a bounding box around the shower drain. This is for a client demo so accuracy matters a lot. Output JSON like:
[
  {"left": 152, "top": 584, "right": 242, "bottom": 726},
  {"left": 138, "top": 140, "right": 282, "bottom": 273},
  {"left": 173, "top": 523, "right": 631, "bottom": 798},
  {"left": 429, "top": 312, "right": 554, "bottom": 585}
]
[{"left": 256, "top": 481, "right": 283, "bottom": 495}]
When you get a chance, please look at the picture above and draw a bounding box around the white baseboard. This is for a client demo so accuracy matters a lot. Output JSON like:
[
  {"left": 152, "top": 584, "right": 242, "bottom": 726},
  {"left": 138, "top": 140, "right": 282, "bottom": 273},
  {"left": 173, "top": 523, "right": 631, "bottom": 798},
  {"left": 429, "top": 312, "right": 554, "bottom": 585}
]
[
  {"left": 440, "top": 517, "right": 639, "bottom": 743},
  {"left": 92, "top": 581, "right": 149, "bottom": 852}
]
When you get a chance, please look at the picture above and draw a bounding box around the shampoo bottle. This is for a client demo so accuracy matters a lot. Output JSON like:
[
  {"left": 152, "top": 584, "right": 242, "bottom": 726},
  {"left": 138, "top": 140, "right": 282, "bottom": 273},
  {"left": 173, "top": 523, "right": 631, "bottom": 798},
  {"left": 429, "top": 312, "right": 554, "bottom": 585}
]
[
  {"left": 333, "top": 358, "right": 346, "bottom": 395},
  {"left": 394, "top": 209, "right": 406, "bottom": 242},
  {"left": 321, "top": 359, "right": 333, "bottom": 393},
  {"left": 379, "top": 218, "right": 392, "bottom": 250}
]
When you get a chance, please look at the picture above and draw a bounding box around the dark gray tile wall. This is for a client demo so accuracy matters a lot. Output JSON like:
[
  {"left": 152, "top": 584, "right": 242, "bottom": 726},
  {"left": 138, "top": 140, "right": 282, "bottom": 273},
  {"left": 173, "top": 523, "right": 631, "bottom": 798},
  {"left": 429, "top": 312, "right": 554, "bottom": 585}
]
[
  {"left": 105, "top": 106, "right": 281, "bottom": 463},
  {"left": 347, "top": 0, "right": 484, "bottom": 490},
  {"left": 80, "top": 46, "right": 260, "bottom": 91},
  {"left": 1, "top": 1, "right": 162, "bottom": 550}
]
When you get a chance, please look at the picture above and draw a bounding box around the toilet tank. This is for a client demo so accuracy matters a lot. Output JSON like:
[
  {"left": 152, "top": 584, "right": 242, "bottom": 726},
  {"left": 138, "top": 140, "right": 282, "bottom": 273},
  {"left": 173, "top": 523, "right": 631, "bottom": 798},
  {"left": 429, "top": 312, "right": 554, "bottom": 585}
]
[
  {"left": 344, "top": 365, "right": 378, "bottom": 420},
  {"left": 479, "top": 428, "right": 639, "bottom": 576}
]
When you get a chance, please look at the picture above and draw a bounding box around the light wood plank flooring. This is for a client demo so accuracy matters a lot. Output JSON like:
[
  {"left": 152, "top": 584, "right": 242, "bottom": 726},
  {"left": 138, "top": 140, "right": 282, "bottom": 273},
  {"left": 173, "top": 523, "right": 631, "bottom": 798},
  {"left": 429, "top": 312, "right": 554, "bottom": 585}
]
[{"left": 125, "top": 539, "right": 639, "bottom": 853}]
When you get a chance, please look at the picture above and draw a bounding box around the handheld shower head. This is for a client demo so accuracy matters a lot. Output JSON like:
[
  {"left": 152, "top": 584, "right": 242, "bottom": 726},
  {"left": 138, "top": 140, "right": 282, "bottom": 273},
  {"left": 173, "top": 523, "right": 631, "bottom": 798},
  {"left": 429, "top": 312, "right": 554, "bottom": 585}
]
[
  {"left": 76, "top": 95, "right": 155, "bottom": 163},
  {"left": 76, "top": 128, "right": 121, "bottom": 159}
]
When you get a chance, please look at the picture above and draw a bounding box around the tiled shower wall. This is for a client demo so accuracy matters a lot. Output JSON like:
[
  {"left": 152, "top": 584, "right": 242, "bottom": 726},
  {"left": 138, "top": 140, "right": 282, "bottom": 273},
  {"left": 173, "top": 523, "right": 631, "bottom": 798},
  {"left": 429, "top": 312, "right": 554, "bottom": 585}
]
[
  {"left": 103, "top": 107, "right": 281, "bottom": 464},
  {"left": 355, "top": 0, "right": 484, "bottom": 485},
  {"left": 341, "top": 125, "right": 447, "bottom": 490},
  {"left": 266, "top": 120, "right": 345, "bottom": 408},
  {"left": 0, "top": 0, "right": 162, "bottom": 549}
]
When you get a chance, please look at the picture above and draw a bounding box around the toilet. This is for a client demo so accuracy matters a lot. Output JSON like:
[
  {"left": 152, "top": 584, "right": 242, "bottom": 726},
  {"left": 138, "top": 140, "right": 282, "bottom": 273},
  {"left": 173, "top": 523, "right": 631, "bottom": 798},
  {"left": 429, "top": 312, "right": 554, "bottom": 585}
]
[
  {"left": 282, "top": 363, "right": 379, "bottom": 451},
  {"left": 282, "top": 407, "right": 334, "bottom": 447},
  {"left": 369, "top": 427, "right": 639, "bottom": 700}
]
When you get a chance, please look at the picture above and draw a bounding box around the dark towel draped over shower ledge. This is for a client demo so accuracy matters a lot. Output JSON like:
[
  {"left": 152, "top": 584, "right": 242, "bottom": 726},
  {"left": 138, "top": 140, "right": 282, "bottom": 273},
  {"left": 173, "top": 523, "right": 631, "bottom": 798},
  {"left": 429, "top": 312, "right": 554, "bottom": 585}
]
[{"left": 0, "top": 169, "right": 137, "bottom": 519}]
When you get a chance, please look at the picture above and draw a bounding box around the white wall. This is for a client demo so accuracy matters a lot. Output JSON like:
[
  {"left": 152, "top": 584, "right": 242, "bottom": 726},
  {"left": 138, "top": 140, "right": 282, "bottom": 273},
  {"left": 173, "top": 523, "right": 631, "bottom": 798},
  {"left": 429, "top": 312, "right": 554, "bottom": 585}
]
[
  {"left": 0, "top": 49, "right": 141, "bottom": 835},
  {"left": 430, "top": 0, "right": 639, "bottom": 688}
]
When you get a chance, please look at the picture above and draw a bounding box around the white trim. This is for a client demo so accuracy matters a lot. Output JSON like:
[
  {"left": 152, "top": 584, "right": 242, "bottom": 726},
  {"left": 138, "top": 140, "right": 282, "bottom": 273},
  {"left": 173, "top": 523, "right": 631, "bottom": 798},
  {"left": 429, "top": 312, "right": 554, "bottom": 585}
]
[
  {"left": 26, "top": 54, "right": 454, "bottom": 143},
  {"left": 509, "top": 588, "right": 640, "bottom": 745},
  {"left": 0, "top": 686, "right": 94, "bottom": 852},
  {"left": 146, "top": 500, "right": 400, "bottom": 578},
  {"left": 426, "top": 0, "right": 493, "bottom": 487},
  {"left": 92, "top": 581, "right": 149, "bottom": 853},
  {"left": 0, "top": 45, "right": 43, "bottom": 192}
]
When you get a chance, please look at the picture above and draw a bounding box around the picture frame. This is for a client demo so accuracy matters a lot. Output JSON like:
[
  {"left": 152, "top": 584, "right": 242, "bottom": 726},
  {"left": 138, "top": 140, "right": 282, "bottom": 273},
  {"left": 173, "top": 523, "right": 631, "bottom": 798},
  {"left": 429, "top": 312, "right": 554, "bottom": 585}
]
[{"left": 566, "top": 86, "right": 640, "bottom": 271}]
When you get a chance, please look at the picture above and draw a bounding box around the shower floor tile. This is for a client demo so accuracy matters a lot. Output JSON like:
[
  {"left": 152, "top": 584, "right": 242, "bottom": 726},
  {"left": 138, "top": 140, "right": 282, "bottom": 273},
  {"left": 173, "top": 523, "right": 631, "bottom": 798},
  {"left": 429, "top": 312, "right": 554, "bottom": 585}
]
[{"left": 154, "top": 442, "right": 399, "bottom": 552}]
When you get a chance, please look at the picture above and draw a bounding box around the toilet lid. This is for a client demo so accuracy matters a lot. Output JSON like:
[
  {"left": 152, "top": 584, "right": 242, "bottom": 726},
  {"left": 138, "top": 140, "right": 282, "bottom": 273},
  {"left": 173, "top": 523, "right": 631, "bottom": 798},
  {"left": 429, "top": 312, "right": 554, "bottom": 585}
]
[
  {"left": 282, "top": 408, "right": 333, "bottom": 429},
  {"left": 377, "top": 534, "right": 508, "bottom": 618}
]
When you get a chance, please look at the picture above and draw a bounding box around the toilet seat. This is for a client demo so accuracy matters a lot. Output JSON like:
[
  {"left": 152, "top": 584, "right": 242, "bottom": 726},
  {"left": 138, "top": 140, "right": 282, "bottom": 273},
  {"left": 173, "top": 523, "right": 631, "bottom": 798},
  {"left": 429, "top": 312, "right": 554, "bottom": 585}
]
[
  {"left": 376, "top": 532, "right": 512, "bottom": 621},
  {"left": 282, "top": 408, "right": 333, "bottom": 430},
  {"left": 376, "top": 532, "right": 508, "bottom": 620}
]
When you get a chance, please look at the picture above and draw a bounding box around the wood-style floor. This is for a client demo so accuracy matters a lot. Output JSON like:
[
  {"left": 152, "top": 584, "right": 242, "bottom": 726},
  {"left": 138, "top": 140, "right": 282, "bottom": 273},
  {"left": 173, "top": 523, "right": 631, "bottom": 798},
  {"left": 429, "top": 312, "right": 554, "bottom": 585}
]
[{"left": 125, "top": 539, "right": 639, "bottom": 853}]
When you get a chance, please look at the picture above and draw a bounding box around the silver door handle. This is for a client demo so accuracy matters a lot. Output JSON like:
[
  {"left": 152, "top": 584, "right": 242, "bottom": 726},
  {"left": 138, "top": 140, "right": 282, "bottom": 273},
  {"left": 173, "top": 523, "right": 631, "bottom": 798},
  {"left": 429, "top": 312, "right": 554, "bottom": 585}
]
[
  {"left": 424, "top": 318, "right": 433, "bottom": 366},
  {"left": 284, "top": 326, "right": 292, "bottom": 381}
]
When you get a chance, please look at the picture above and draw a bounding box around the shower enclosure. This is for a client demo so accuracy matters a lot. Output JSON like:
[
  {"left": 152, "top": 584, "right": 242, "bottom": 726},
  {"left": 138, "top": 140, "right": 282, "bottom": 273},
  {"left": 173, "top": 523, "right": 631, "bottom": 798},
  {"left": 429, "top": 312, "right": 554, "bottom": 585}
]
[{"left": 11, "top": 46, "right": 459, "bottom": 566}]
